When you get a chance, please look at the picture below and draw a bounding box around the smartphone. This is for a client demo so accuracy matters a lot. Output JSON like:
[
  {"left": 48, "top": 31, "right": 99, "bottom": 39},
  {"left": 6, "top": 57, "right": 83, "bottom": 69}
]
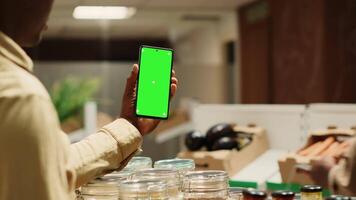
[{"left": 135, "top": 45, "right": 174, "bottom": 119}]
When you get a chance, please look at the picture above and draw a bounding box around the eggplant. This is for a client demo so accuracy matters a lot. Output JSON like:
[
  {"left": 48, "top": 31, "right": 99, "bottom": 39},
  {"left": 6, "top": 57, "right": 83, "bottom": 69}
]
[
  {"left": 185, "top": 130, "right": 206, "bottom": 151},
  {"left": 206, "top": 123, "right": 237, "bottom": 150},
  {"left": 211, "top": 137, "right": 238, "bottom": 151}
]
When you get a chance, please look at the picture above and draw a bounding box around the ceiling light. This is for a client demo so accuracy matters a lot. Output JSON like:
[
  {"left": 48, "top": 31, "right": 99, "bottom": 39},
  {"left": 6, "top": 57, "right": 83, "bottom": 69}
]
[{"left": 73, "top": 6, "right": 136, "bottom": 20}]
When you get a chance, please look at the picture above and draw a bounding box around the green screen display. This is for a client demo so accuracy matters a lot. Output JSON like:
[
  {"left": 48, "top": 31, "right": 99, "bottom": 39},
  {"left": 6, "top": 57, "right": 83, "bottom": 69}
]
[{"left": 136, "top": 46, "right": 173, "bottom": 119}]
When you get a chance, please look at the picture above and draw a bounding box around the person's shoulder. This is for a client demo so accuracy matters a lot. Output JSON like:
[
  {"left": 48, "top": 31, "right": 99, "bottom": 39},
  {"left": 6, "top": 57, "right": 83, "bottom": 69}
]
[{"left": 0, "top": 59, "right": 50, "bottom": 101}]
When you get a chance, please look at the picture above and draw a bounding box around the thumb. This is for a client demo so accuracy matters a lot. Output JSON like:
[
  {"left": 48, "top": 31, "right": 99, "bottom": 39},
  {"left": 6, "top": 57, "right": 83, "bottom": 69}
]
[{"left": 124, "top": 64, "right": 139, "bottom": 98}]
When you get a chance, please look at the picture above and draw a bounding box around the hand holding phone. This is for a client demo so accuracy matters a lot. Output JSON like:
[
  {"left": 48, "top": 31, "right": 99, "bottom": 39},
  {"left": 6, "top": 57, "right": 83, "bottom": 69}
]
[{"left": 120, "top": 46, "right": 177, "bottom": 134}]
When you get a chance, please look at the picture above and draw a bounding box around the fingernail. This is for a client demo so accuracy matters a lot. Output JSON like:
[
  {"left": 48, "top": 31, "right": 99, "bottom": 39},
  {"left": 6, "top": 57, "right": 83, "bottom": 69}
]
[{"left": 134, "top": 65, "right": 138, "bottom": 72}]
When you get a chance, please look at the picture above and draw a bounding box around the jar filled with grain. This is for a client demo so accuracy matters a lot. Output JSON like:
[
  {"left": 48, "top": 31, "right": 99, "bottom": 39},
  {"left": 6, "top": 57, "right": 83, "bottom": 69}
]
[
  {"left": 182, "top": 170, "right": 229, "bottom": 200},
  {"left": 133, "top": 168, "right": 181, "bottom": 199},
  {"left": 119, "top": 179, "right": 169, "bottom": 200},
  {"left": 154, "top": 158, "right": 195, "bottom": 189},
  {"left": 80, "top": 176, "right": 123, "bottom": 200}
]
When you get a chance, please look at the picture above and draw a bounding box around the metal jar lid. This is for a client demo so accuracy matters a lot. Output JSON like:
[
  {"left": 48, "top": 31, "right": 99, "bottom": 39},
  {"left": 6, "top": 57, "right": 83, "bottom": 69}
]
[
  {"left": 271, "top": 190, "right": 295, "bottom": 198},
  {"left": 301, "top": 185, "right": 323, "bottom": 193},
  {"left": 242, "top": 189, "right": 267, "bottom": 198}
]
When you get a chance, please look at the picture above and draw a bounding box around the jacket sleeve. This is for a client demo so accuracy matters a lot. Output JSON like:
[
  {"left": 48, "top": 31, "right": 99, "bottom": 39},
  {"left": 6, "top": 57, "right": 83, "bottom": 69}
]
[
  {"left": 328, "top": 138, "right": 356, "bottom": 196},
  {"left": 0, "top": 95, "right": 74, "bottom": 200},
  {"left": 67, "top": 118, "right": 142, "bottom": 187},
  {"left": 0, "top": 93, "right": 142, "bottom": 200}
]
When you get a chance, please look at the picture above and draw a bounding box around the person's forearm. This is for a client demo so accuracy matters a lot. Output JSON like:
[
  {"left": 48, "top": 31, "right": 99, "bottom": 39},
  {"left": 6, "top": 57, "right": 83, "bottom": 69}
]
[{"left": 67, "top": 119, "right": 142, "bottom": 187}]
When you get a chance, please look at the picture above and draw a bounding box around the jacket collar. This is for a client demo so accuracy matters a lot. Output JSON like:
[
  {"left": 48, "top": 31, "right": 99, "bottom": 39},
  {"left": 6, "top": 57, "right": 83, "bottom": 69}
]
[{"left": 0, "top": 31, "right": 33, "bottom": 72}]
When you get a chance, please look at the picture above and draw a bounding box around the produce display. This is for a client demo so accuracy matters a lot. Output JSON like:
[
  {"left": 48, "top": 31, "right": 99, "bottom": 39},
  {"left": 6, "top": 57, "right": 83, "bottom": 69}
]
[
  {"left": 184, "top": 130, "right": 206, "bottom": 151},
  {"left": 185, "top": 123, "right": 253, "bottom": 152},
  {"left": 211, "top": 136, "right": 238, "bottom": 151},
  {"left": 279, "top": 128, "right": 355, "bottom": 186},
  {"left": 206, "top": 123, "right": 238, "bottom": 150},
  {"left": 297, "top": 136, "right": 351, "bottom": 159}
]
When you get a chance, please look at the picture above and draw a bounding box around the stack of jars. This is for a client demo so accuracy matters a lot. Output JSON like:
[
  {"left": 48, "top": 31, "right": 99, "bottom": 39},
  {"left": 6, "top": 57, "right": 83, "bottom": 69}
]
[
  {"left": 77, "top": 157, "right": 334, "bottom": 200},
  {"left": 78, "top": 156, "right": 153, "bottom": 200},
  {"left": 78, "top": 157, "right": 198, "bottom": 200}
]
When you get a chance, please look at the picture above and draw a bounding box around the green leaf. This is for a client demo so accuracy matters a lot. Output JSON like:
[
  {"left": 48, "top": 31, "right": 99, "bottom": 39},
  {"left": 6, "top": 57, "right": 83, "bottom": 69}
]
[{"left": 49, "top": 76, "right": 101, "bottom": 123}]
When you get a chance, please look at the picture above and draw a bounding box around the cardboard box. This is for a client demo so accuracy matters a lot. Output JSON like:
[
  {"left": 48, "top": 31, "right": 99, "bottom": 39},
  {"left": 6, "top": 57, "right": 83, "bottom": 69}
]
[
  {"left": 278, "top": 127, "right": 356, "bottom": 185},
  {"left": 177, "top": 124, "right": 269, "bottom": 176}
]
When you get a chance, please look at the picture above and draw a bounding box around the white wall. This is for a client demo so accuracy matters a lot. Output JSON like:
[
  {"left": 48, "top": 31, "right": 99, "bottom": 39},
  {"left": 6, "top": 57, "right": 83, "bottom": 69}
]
[{"left": 170, "top": 12, "right": 239, "bottom": 104}]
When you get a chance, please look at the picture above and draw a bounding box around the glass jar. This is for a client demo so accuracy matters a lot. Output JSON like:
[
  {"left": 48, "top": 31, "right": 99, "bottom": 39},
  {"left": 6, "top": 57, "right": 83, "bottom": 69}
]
[
  {"left": 105, "top": 156, "right": 152, "bottom": 181},
  {"left": 271, "top": 191, "right": 295, "bottom": 200},
  {"left": 325, "top": 195, "right": 351, "bottom": 200},
  {"left": 80, "top": 176, "right": 122, "bottom": 200},
  {"left": 242, "top": 189, "right": 267, "bottom": 200},
  {"left": 119, "top": 179, "right": 169, "bottom": 200},
  {"left": 133, "top": 168, "right": 181, "bottom": 199},
  {"left": 154, "top": 159, "right": 195, "bottom": 172},
  {"left": 228, "top": 187, "right": 243, "bottom": 200},
  {"left": 300, "top": 185, "right": 322, "bottom": 200},
  {"left": 124, "top": 156, "right": 153, "bottom": 172},
  {"left": 294, "top": 193, "right": 301, "bottom": 200},
  {"left": 182, "top": 170, "right": 229, "bottom": 200},
  {"left": 106, "top": 169, "right": 133, "bottom": 179},
  {"left": 154, "top": 159, "right": 195, "bottom": 190}
]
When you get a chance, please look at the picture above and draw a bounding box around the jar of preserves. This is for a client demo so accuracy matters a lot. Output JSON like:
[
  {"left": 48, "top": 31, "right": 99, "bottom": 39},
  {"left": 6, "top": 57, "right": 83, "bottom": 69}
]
[
  {"left": 182, "top": 170, "right": 229, "bottom": 200},
  {"left": 79, "top": 176, "right": 122, "bottom": 200},
  {"left": 300, "top": 185, "right": 322, "bottom": 200},
  {"left": 242, "top": 189, "right": 267, "bottom": 200},
  {"left": 133, "top": 168, "right": 180, "bottom": 199},
  {"left": 271, "top": 191, "right": 295, "bottom": 200},
  {"left": 119, "top": 179, "right": 169, "bottom": 200}
]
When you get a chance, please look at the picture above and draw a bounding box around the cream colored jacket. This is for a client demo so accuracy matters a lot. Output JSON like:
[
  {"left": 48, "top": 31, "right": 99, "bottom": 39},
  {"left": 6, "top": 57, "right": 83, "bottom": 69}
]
[{"left": 0, "top": 32, "right": 142, "bottom": 200}]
